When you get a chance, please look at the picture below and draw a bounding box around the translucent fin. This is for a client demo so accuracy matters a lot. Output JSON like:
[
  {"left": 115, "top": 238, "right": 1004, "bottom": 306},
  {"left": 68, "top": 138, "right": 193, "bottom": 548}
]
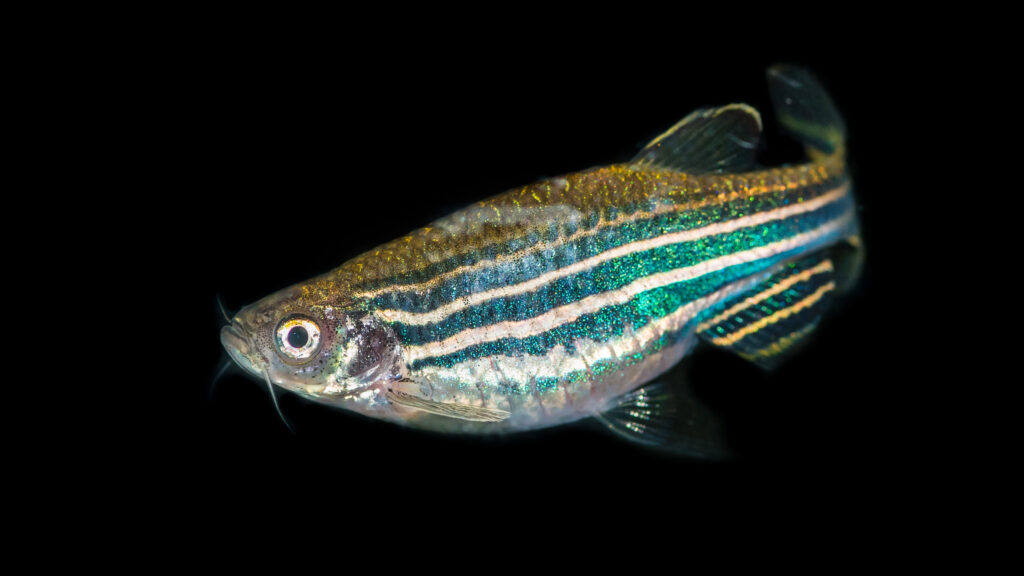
[
  {"left": 767, "top": 64, "right": 846, "bottom": 158},
  {"left": 631, "top": 104, "right": 762, "bottom": 174},
  {"left": 386, "top": 389, "right": 510, "bottom": 422},
  {"left": 596, "top": 376, "right": 732, "bottom": 459},
  {"left": 832, "top": 234, "right": 864, "bottom": 295},
  {"left": 696, "top": 254, "right": 836, "bottom": 370}
]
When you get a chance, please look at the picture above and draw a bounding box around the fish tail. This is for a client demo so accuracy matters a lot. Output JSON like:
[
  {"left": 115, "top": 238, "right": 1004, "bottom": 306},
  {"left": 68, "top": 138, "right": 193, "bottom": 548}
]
[
  {"left": 767, "top": 64, "right": 846, "bottom": 160},
  {"left": 768, "top": 65, "right": 862, "bottom": 294}
]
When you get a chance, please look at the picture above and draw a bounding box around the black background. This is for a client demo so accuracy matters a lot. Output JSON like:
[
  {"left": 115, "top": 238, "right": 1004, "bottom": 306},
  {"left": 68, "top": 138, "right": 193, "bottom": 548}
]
[{"left": 146, "top": 37, "right": 941, "bottom": 499}]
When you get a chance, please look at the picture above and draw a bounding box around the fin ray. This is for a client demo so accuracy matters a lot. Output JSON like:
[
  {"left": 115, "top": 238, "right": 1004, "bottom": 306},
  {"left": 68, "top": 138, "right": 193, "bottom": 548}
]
[
  {"left": 386, "top": 389, "right": 510, "bottom": 422},
  {"left": 597, "top": 373, "right": 732, "bottom": 459},
  {"left": 767, "top": 64, "right": 845, "bottom": 157},
  {"left": 697, "top": 254, "right": 836, "bottom": 369},
  {"left": 631, "top": 103, "right": 762, "bottom": 174}
]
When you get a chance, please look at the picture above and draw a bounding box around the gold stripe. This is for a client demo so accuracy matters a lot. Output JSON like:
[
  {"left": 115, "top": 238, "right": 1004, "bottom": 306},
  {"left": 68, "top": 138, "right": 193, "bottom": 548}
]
[
  {"left": 354, "top": 178, "right": 846, "bottom": 301},
  {"left": 376, "top": 185, "right": 849, "bottom": 326},
  {"left": 708, "top": 282, "right": 835, "bottom": 346},
  {"left": 403, "top": 210, "right": 852, "bottom": 362},
  {"left": 695, "top": 259, "right": 834, "bottom": 332},
  {"left": 738, "top": 323, "right": 818, "bottom": 361}
]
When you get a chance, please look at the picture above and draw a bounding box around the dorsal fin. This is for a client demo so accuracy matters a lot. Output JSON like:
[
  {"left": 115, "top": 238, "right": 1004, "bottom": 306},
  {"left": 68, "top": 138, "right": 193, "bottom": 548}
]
[{"left": 631, "top": 103, "right": 762, "bottom": 174}]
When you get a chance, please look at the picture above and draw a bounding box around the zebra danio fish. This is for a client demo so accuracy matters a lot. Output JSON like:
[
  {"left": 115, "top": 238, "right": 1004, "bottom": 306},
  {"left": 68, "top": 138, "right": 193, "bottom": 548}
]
[{"left": 220, "top": 65, "right": 861, "bottom": 453}]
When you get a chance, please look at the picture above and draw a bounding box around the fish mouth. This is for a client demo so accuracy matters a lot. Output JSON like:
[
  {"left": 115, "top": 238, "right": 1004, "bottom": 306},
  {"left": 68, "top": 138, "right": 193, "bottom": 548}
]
[{"left": 220, "top": 321, "right": 264, "bottom": 378}]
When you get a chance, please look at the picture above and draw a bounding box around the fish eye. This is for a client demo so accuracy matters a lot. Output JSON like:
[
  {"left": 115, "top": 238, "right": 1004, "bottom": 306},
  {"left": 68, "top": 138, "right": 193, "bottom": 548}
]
[{"left": 275, "top": 316, "right": 322, "bottom": 362}]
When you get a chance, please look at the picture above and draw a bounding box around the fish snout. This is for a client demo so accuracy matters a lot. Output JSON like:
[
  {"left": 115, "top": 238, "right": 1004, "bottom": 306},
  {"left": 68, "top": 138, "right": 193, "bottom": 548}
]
[{"left": 220, "top": 321, "right": 263, "bottom": 377}]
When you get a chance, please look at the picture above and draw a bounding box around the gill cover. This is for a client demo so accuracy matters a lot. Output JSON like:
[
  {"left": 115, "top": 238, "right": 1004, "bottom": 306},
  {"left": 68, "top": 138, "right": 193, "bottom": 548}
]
[{"left": 325, "top": 312, "right": 404, "bottom": 395}]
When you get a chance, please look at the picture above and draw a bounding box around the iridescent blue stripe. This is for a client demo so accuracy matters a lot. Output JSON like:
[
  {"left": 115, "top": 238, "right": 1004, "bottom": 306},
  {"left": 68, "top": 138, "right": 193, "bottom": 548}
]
[{"left": 395, "top": 192, "right": 852, "bottom": 348}]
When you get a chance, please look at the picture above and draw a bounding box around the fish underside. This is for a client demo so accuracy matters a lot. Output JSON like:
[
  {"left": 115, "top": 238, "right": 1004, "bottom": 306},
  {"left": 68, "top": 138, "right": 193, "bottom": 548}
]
[{"left": 220, "top": 66, "right": 861, "bottom": 456}]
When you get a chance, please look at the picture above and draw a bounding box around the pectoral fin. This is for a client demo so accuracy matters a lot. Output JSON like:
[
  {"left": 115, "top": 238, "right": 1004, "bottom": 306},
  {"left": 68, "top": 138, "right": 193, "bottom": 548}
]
[
  {"left": 696, "top": 254, "right": 837, "bottom": 369},
  {"left": 386, "top": 388, "right": 510, "bottom": 422}
]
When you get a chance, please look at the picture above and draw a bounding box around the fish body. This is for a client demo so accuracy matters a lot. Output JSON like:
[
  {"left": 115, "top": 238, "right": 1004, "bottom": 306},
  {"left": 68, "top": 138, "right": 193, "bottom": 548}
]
[{"left": 221, "top": 66, "right": 861, "bottom": 444}]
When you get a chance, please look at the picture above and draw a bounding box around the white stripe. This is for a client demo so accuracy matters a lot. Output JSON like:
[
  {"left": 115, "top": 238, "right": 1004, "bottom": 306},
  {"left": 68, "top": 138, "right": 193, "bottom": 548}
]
[
  {"left": 378, "top": 183, "right": 849, "bottom": 327},
  {"left": 353, "top": 174, "right": 810, "bottom": 302},
  {"left": 695, "top": 258, "right": 835, "bottom": 332},
  {"left": 415, "top": 270, "right": 767, "bottom": 387},
  {"left": 404, "top": 208, "right": 854, "bottom": 363}
]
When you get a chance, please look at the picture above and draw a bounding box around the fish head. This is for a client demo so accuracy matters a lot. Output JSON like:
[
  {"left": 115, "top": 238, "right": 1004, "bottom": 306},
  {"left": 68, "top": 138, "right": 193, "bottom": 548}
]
[{"left": 220, "top": 282, "right": 403, "bottom": 408}]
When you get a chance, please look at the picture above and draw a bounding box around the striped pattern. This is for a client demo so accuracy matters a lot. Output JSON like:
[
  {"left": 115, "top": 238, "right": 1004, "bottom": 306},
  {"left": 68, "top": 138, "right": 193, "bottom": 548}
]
[
  {"left": 313, "top": 160, "right": 840, "bottom": 300},
  {"left": 410, "top": 276, "right": 762, "bottom": 422},
  {"left": 351, "top": 165, "right": 835, "bottom": 302},
  {"left": 376, "top": 184, "right": 849, "bottom": 327},
  {"left": 314, "top": 157, "right": 856, "bottom": 427},
  {"left": 739, "top": 324, "right": 819, "bottom": 363},
  {"left": 388, "top": 178, "right": 853, "bottom": 355},
  {"left": 696, "top": 254, "right": 838, "bottom": 368},
  {"left": 696, "top": 259, "right": 834, "bottom": 333},
  {"left": 708, "top": 281, "right": 833, "bottom": 346},
  {"left": 404, "top": 208, "right": 852, "bottom": 365}
]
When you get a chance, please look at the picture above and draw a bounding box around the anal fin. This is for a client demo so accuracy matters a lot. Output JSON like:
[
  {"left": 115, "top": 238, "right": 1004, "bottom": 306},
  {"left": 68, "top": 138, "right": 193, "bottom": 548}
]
[{"left": 696, "top": 254, "right": 837, "bottom": 369}]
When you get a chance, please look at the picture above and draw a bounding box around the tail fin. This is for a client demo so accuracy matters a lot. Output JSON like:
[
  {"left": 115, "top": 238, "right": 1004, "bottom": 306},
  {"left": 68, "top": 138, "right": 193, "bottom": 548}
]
[{"left": 767, "top": 65, "right": 845, "bottom": 160}]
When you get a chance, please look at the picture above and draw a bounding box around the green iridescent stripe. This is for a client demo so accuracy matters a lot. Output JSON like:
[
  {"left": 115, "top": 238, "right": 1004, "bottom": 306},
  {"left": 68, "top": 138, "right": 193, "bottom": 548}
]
[
  {"left": 357, "top": 174, "right": 846, "bottom": 308},
  {"left": 696, "top": 255, "right": 831, "bottom": 335},
  {"left": 394, "top": 194, "right": 852, "bottom": 348},
  {"left": 409, "top": 248, "right": 802, "bottom": 371},
  {"left": 694, "top": 254, "right": 836, "bottom": 369}
]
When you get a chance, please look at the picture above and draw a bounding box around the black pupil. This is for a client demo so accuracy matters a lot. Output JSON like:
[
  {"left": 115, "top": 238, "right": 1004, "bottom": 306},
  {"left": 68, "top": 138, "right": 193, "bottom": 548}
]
[{"left": 287, "top": 326, "right": 309, "bottom": 348}]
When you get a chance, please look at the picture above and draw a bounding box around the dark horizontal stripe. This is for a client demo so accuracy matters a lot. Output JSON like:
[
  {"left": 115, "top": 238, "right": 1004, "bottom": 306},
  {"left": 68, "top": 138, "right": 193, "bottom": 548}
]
[
  {"left": 697, "top": 254, "right": 833, "bottom": 333},
  {"left": 407, "top": 246, "right": 823, "bottom": 370},
  {"left": 394, "top": 194, "right": 853, "bottom": 347},
  {"left": 359, "top": 174, "right": 847, "bottom": 305}
]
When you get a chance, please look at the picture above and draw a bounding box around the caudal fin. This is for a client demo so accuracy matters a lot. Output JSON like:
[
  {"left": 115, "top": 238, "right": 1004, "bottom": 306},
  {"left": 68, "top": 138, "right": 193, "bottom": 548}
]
[{"left": 767, "top": 65, "right": 845, "bottom": 159}]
